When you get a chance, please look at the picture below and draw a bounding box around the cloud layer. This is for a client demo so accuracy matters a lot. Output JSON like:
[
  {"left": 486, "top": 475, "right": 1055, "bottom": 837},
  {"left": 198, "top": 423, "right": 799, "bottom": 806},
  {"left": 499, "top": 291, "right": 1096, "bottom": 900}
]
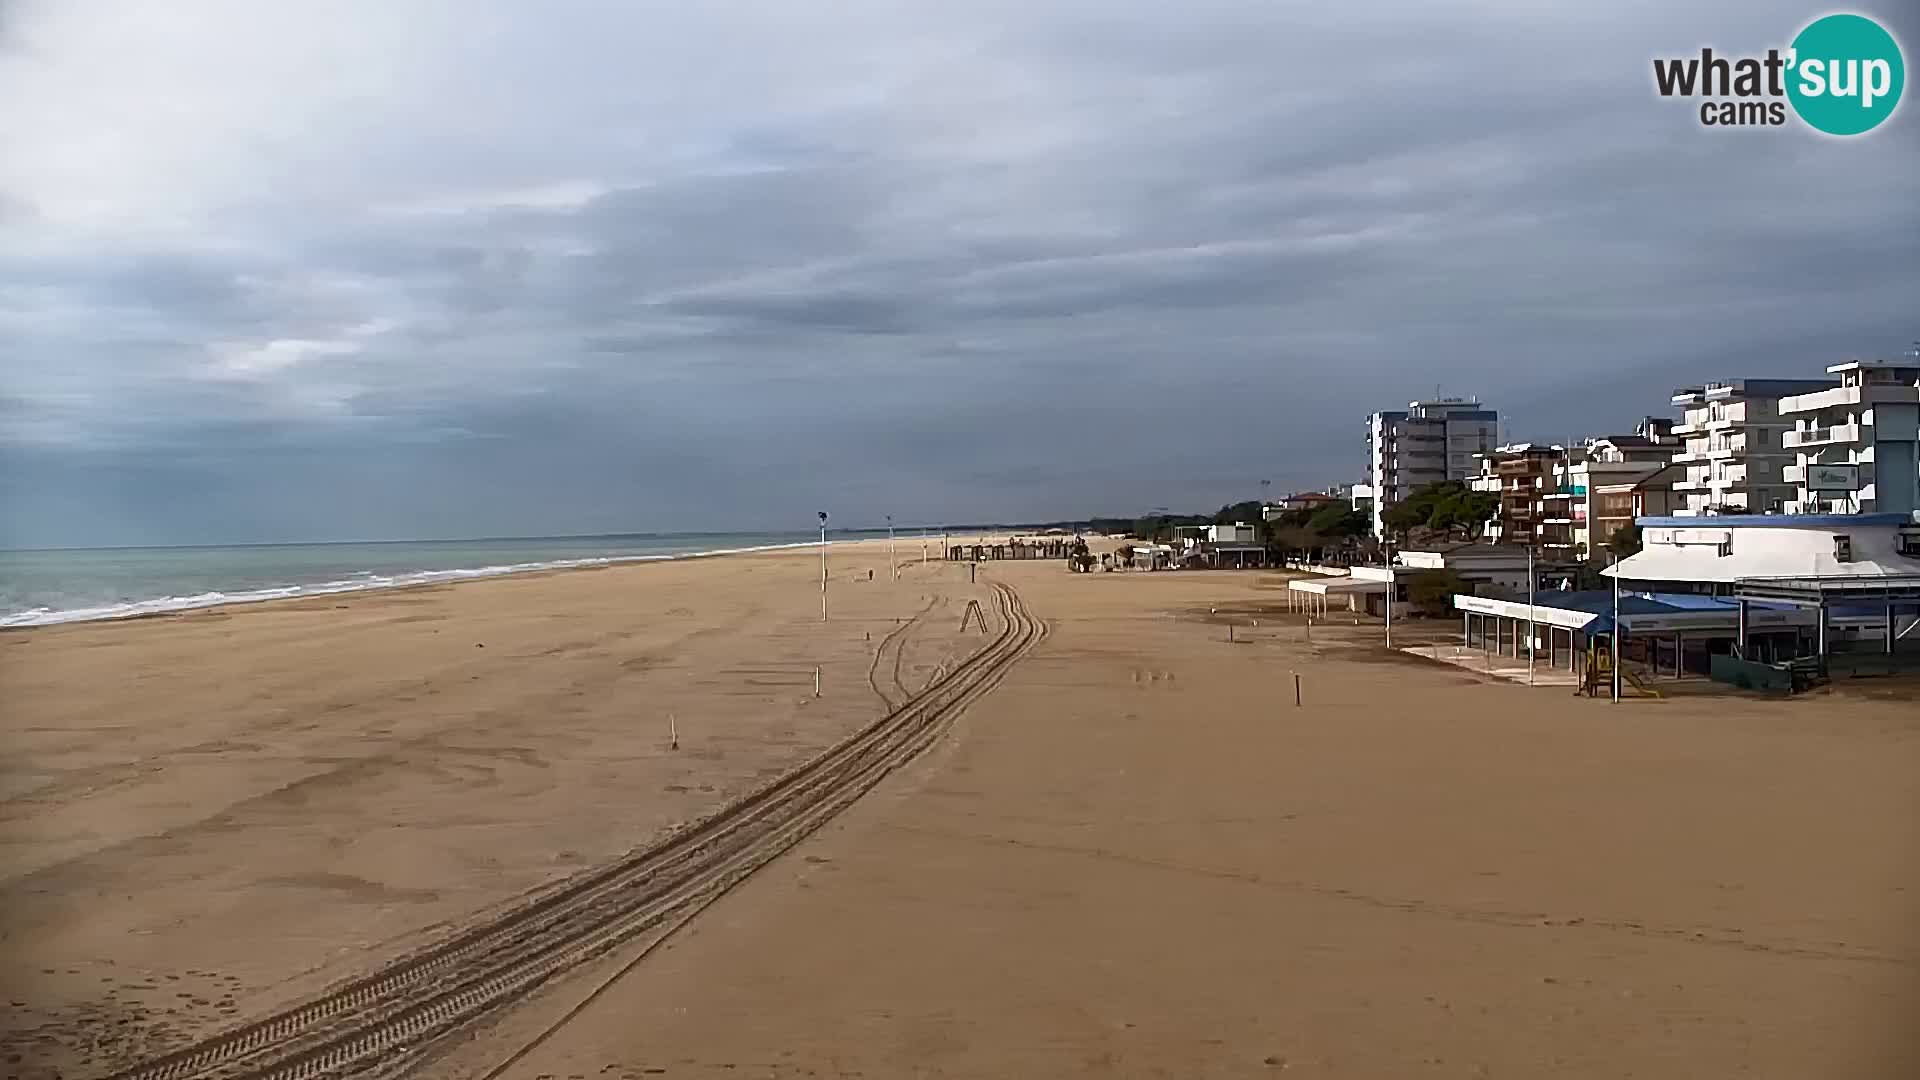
[{"left": 2, "top": 1, "right": 1915, "bottom": 545}]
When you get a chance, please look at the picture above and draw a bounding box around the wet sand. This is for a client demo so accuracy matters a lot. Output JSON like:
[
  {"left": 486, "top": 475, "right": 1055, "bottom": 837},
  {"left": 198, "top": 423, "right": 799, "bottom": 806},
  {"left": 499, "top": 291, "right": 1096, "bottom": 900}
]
[{"left": 4, "top": 550, "right": 1917, "bottom": 1078}]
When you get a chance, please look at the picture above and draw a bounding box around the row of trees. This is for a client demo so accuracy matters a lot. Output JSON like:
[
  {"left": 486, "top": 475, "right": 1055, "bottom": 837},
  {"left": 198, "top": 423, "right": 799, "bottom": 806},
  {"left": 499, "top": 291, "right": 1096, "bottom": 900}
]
[
  {"left": 1379, "top": 481, "right": 1499, "bottom": 541},
  {"left": 1097, "top": 480, "right": 1645, "bottom": 571}
]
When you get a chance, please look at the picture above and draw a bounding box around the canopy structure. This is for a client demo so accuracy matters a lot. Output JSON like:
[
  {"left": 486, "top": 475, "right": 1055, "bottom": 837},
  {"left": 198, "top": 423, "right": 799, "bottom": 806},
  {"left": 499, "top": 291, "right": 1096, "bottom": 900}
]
[
  {"left": 1730, "top": 573, "right": 1920, "bottom": 659},
  {"left": 1287, "top": 575, "right": 1384, "bottom": 615},
  {"left": 1733, "top": 573, "right": 1920, "bottom": 606}
]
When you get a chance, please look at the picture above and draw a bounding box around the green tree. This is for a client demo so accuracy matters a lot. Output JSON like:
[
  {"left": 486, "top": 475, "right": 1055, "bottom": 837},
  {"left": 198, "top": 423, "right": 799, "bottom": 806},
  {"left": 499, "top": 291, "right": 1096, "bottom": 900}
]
[
  {"left": 1381, "top": 500, "right": 1427, "bottom": 537},
  {"left": 1607, "top": 524, "right": 1642, "bottom": 558},
  {"left": 1407, "top": 568, "right": 1467, "bottom": 617},
  {"left": 1213, "top": 500, "right": 1265, "bottom": 525},
  {"left": 1308, "top": 503, "right": 1368, "bottom": 537}
]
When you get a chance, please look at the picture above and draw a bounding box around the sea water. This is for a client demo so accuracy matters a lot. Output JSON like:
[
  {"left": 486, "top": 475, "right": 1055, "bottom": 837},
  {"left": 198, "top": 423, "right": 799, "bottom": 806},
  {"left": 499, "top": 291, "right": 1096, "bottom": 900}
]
[{"left": 0, "top": 533, "right": 834, "bottom": 628}]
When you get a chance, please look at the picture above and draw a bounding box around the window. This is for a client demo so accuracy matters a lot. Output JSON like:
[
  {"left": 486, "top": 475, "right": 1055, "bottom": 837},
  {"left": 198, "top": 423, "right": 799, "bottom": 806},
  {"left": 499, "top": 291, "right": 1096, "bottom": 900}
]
[
  {"left": 1898, "top": 530, "right": 1920, "bottom": 558},
  {"left": 1834, "top": 534, "right": 1853, "bottom": 563}
]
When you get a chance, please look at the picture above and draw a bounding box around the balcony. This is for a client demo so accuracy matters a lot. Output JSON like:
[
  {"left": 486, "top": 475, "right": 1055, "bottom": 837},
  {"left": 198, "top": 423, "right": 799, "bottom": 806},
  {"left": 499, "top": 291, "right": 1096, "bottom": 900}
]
[
  {"left": 1782, "top": 421, "right": 1863, "bottom": 448},
  {"left": 1779, "top": 383, "right": 1920, "bottom": 414}
]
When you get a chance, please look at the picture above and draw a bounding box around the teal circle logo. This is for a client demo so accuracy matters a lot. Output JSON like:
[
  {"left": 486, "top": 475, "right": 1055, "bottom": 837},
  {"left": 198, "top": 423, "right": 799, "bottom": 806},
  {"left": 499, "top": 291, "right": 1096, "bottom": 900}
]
[{"left": 1787, "top": 14, "right": 1905, "bottom": 135}]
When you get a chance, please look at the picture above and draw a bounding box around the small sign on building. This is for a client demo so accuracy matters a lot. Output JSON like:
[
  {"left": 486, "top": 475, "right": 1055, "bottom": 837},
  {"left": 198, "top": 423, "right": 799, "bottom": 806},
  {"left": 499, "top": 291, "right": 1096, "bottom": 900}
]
[{"left": 1807, "top": 463, "right": 1859, "bottom": 492}]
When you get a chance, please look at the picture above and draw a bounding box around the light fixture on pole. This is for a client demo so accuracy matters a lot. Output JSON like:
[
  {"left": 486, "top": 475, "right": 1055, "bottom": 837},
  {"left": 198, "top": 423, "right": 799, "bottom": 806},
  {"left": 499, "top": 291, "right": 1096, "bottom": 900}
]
[{"left": 818, "top": 511, "right": 829, "bottom": 623}]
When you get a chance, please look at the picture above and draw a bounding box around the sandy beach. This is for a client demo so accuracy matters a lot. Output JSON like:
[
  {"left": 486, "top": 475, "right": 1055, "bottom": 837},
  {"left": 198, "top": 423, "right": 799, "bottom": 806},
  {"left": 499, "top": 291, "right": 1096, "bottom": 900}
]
[{"left": 3, "top": 546, "right": 1917, "bottom": 1078}]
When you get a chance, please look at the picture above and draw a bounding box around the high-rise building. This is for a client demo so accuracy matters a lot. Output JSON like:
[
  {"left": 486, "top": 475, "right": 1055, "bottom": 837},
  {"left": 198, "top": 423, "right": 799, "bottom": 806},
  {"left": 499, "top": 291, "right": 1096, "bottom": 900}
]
[
  {"left": 1668, "top": 379, "right": 1834, "bottom": 516},
  {"left": 1365, "top": 398, "right": 1498, "bottom": 535},
  {"left": 1778, "top": 360, "right": 1920, "bottom": 516}
]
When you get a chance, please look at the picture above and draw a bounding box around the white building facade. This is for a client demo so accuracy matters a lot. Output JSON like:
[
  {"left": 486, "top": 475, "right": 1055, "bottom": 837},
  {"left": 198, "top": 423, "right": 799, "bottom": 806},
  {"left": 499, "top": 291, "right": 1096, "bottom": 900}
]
[
  {"left": 1777, "top": 361, "right": 1920, "bottom": 517},
  {"left": 1668, "top": 378, "right": 1833, "bottom": 516},
  {"left": 1364, "top": 398, "right": 1498, "bottom": 536}
]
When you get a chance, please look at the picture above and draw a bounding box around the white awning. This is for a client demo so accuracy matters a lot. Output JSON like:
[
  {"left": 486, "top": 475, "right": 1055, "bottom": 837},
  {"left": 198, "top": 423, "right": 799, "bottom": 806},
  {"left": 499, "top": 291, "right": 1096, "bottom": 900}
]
[{"left": 1289, "top": 577, "right": 1387, "bottom": 595}]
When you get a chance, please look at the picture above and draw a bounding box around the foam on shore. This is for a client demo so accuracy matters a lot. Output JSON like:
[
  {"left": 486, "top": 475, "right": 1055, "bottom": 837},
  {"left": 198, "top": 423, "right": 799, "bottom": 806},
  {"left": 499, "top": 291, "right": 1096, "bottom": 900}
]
[{"left": 0, "top": 541, "right": 823, "bottom": 629}]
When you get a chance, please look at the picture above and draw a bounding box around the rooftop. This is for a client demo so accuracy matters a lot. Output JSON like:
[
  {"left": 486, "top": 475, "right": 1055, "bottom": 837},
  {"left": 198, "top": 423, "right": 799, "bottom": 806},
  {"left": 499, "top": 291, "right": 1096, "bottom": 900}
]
[
  {"left": 1670, "top": 378, "right": 1837, "bottom": 404},
  {"left": 1453, "top": 590, "right": 1811, "bottom": 635},
  {"left": 1636, "top": 513, "right": 1912, "bottom": 529}
]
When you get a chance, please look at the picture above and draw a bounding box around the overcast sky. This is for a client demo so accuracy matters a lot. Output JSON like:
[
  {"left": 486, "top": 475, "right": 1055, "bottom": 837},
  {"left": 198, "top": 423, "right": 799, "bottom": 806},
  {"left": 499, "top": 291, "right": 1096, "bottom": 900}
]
[{"left": 1, "top": 1, "right": 1914, "bottom": 546}]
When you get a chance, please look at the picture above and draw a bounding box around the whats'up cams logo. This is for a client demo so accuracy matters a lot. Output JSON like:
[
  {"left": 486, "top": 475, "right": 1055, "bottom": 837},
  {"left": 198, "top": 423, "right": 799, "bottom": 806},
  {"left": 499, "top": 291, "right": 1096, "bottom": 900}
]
[{"left": 1654, "top": 12, "right": 1904, "bottom": 134}]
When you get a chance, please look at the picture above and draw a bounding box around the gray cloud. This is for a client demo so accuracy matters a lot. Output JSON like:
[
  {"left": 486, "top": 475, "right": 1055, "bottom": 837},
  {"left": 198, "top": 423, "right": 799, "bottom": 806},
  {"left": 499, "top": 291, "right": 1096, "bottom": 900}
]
[{"left": 1, "top": 0, "right": 1916, "bottom": 546}]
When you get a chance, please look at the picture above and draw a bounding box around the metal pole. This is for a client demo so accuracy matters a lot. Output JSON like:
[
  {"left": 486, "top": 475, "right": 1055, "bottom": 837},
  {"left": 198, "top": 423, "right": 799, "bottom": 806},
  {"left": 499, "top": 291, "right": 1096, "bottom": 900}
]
[
  {"left": 1736, "top": 598, "right": 1747, "bottom": 659},
  {"left": 1383, "top": 535, "right": 1393, "bottom": 650},
  {"left": 887, "top": 515, "right": 896, "bottom": 581},
  {"left": 818, "top": 511, "right": 829, "bottom": 622},
  {"left": 1887, "top": 589, "right": 1896, "bottom": 657},
  {"left": 1611, "top": 553, "right": 1622, "bottom": 704},
  {"left": 1527, "top": 545, "right": 1536, "bottom": 686}
]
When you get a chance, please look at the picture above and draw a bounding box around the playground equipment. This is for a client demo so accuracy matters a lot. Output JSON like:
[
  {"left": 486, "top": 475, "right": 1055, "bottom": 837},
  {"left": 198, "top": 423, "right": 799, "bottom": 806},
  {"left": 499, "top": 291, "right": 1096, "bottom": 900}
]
[{"left": 1575, "top": 641, "right": 1662, "bottom": 698}]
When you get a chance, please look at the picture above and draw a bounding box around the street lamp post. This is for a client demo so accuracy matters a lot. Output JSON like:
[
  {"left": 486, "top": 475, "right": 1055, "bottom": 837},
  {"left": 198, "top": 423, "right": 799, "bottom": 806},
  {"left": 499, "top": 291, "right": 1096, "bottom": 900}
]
[
  {"left": 1611, "top": 552, "right": 1622, "bottom": 703},
  {"left": 818, "top": 511, "right": 829, "bottom": 622},
  {"left": 1527, "top": 544, "right": 1536, "bottom": 686},
  {"left": 1383, "top": 535, "right": 1394, "bottom": 649},
  {"left": 887, "top": 515, "right": 897, "bottom": 581}
]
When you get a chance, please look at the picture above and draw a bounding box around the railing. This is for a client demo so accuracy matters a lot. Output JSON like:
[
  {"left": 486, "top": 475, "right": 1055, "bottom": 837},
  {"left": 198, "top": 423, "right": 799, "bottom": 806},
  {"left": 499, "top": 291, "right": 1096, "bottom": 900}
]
[{"left": 1783, "top": 422, "right": 1860, "bottom": 448}]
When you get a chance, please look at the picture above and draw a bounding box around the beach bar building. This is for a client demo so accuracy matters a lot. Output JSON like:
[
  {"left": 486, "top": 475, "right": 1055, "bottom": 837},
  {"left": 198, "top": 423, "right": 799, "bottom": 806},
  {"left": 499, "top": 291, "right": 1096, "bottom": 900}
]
[
  {"left": 1607, "top": 513, "right": 1920, "bottom": 663},
  {"left": 1454, "top": 512, "right": 1920, "bottom": 683},
  {"left": 1452, "top": 590, "right": 1815, "bottom": 678},
  {"left": 1287, "top": 546, "right": 1531, "bottom": 619}
]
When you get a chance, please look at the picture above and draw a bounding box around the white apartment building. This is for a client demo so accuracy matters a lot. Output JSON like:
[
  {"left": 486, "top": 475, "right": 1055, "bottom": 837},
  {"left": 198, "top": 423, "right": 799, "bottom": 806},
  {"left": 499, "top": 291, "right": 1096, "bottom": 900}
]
[
  {"left": 1778, "top": 360, "right": 1920, "bottom": 517},
  {"left": 1364, "top": 398, "right": 1498, "bottom": 535},
  {"left": 1668, "top": 378, "right": 1834, "bottom": 516}
]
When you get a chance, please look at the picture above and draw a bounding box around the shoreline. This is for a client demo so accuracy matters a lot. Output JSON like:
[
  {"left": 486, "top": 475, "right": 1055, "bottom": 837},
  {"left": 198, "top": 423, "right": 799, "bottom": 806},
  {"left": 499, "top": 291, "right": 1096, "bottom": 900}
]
[{"left": 0, "top": 538, "right": 848, "bottom": 631}]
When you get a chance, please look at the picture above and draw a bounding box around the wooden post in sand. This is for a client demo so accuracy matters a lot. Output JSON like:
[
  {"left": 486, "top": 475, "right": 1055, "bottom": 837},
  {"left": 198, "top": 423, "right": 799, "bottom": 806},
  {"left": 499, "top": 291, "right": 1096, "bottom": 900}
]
[
  {"left": 1293, "top": 672, "right": 1302, "bottom": 707},
  {"left": 669, "top": 713, "right": 679, "bottom": 750},
  {"left": 813, "top": 667, "right": 821, "bottom": 698}
]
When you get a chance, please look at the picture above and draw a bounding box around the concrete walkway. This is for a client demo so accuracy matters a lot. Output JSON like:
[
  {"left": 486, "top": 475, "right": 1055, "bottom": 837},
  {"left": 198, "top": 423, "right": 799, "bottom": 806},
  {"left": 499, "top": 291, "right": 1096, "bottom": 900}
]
[{"left": 1403, "top": 643, "right": 1585, "bottom": 687}]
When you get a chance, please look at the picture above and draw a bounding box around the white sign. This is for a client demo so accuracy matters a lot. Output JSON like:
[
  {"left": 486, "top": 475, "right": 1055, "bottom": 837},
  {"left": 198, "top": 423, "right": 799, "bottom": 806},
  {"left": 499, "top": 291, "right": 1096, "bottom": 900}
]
[
  {"left": 1806, "top": 463, "right": 1858, "bottom": 492},
  {"left": 1646, "top": 527, "right": 1731, "bottom": 547}
]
